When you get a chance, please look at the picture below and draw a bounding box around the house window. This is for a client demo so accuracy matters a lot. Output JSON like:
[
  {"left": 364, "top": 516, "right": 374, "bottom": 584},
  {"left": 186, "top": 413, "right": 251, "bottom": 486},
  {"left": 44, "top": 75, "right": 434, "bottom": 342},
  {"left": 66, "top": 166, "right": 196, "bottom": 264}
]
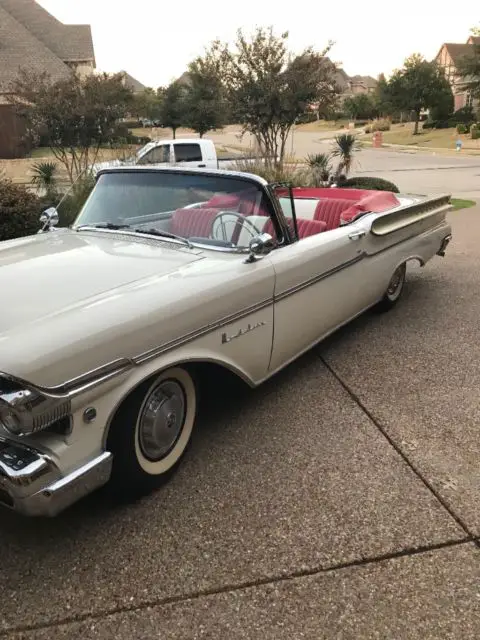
[{"left": 466, "top": 93, "right": 473, "bottom": 108}]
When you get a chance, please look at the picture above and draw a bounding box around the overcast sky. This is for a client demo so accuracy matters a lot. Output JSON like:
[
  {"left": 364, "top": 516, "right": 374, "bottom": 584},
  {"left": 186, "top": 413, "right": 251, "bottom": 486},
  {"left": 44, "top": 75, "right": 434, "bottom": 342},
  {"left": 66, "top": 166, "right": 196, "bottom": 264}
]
[{"left": 38, "top": 0, "right": 477, "bottom": 88}]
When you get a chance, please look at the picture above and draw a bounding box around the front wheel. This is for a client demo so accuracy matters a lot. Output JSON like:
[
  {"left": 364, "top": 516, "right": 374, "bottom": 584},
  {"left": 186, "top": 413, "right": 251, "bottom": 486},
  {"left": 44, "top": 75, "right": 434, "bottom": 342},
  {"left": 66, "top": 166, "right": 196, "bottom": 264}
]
[
  {"left": 375, "top": 262, "right": 406, "bottom": 312},
  {"left": 106, "top": 366, "right": 197, "bottom": 501}
]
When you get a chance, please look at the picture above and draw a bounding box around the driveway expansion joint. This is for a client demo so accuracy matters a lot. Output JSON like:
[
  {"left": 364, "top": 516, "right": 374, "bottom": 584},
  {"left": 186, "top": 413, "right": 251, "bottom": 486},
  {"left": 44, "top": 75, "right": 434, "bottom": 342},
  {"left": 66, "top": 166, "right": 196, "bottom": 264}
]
[
  {"left": 319, "top": 354, "right": 476, "bottom": 541},
  {"left": 0, "top": 538, "right": 473, "bottom": 637}
]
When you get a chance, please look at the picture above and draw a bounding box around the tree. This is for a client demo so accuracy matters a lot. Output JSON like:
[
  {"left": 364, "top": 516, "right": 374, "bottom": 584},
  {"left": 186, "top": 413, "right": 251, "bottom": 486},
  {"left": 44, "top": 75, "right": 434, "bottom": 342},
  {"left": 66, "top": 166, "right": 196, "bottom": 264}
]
[
  {"left": 374, "top": 73, "right": 398, "bottom": 118},
  {"left": 159, "top": 80, "right": 187, "bottom": 138},
  {"left": 456, "top": 27, "right": 480, "bottom": 100},
  {"left": 387, "top": 55, "right": 453, "bottom": 134},
  {"left": 343, "top": 93, "right": 377, "bottom": 120},
  {"left": 133, "top": 87, "right": 163, "bottom": 121},
  {"left": 184, "top": 47, "right": 228, "bottom": 137},
  {"left": 12, "top": 71, "right": 133, "bottom": 182},
  {"left": 218, "top": 27, "right": 340, "bottom": 168}
]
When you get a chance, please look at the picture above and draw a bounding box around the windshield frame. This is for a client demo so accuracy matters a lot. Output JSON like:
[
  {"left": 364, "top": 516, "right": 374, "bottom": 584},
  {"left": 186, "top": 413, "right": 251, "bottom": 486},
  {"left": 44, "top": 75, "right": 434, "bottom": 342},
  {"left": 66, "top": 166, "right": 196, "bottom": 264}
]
[{"left": 72, "top": 167, "right": 291, "bottom": 253}]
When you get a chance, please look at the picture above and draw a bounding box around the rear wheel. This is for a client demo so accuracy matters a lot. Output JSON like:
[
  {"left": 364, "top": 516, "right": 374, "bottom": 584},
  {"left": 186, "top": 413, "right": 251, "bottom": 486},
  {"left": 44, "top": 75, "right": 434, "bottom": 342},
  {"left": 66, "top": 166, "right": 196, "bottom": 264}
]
[
  {"left": 106, "top": 366, "right": 197, "bottom": 501},
  {"left": 375, "top": 262, "right": 406, "bottom": 312}
]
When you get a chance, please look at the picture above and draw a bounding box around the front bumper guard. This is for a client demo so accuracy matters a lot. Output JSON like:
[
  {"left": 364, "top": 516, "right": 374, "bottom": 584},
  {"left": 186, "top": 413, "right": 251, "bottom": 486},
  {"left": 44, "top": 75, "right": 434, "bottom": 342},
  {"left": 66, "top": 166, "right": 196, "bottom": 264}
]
[{"left": 0, "top": 438, "right": 112, "bottom": 517}]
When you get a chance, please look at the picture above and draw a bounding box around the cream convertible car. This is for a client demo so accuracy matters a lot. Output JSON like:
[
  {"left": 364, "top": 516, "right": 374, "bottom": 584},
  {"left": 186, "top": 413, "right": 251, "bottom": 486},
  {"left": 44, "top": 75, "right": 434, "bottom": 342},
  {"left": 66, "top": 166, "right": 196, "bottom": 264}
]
[{"left": 0, "top": 167, "right": 452, "bottom": 516}]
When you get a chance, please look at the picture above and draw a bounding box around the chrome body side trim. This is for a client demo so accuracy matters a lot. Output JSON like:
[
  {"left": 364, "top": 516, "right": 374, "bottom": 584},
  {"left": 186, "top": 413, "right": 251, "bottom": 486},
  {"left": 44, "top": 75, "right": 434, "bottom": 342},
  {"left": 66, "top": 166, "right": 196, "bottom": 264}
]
[
  {"left": 274, "top": 254, "right": 366, "bottom": 302},
  {"left": 134, "top": 297, "right": 273, "bottom": 364},
  {"left": 2, "top": 217, "right": 448, "bottom": 399},
  {"left": 0, "top": 359, "right": 135, "bottom": 400}
]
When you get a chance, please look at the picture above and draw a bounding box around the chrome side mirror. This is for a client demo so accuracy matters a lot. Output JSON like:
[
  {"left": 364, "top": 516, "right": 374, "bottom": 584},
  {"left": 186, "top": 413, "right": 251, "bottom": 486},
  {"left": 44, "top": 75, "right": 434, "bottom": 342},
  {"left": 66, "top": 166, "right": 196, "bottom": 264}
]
[
  {"left": 245, "top": 232, "right": 274, "bottom": 263},
  {"left": 38, "top": 207, "right": 59, "bottom": 233}
]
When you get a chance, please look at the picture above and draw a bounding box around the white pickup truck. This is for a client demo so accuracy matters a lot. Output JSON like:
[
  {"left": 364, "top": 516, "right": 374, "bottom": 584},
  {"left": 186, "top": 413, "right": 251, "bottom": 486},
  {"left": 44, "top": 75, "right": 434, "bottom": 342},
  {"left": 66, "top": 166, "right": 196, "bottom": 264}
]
[{"left": 94, "top": 138, "right": 228, "bottom": 173}]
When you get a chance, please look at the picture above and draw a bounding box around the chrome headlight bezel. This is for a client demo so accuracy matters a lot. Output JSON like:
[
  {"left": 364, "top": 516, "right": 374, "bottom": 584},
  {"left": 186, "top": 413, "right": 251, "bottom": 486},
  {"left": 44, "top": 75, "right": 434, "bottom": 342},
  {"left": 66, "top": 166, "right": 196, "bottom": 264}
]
[{"left": 0, "top": 375, "right": 71, "bottom": 436}]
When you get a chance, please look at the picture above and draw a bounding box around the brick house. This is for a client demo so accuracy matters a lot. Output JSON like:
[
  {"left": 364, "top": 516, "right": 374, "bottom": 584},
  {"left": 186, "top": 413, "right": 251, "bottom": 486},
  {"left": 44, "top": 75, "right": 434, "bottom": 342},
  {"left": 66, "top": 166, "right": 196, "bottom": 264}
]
[
  {"left": 0, "top": 0, "right": 95, "bottom": 158},
  {"left": 435, "top": 35, "right": 480, "bottom": 112}
]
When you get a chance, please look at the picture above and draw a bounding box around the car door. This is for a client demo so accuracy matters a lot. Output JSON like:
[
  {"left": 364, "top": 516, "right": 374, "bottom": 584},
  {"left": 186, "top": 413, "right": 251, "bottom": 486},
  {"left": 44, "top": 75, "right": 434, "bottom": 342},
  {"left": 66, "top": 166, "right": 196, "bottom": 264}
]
[
  {"left": 267, "top": 218, "right": 380, "bottom": 373},
  {"left": 136, "top": 143, "right": 171, "bottom": 166},
  {"left": 173, "top": 142, "right": 206, "bottom": 168}
]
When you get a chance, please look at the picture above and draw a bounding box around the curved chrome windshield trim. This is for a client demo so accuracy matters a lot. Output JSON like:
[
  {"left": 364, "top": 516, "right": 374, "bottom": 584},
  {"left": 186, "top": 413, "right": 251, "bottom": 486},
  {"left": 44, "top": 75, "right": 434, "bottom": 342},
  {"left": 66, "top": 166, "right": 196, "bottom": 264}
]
[{"left": 95, "top": 165, "right": 270, "bottom": 187}]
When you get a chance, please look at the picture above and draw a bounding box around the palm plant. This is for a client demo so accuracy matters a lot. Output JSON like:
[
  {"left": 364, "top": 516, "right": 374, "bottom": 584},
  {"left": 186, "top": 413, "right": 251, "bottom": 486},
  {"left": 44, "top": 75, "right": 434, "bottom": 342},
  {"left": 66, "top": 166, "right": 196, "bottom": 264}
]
[
  {"left": 305, "top": 152, "right": 332, "bottom": 185},
  {"left": 30, "top": 161, "right": 58, "bottom": 200},
  {"left": 331, "top": 134, "right": 361, "bottom": 180}
]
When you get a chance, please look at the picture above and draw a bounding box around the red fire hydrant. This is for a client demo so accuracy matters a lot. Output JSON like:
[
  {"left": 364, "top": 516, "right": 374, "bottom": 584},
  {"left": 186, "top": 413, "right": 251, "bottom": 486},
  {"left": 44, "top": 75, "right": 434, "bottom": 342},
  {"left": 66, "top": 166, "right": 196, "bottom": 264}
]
[{"left": 372, "top": 131, "right": 383, "bottom": 148}]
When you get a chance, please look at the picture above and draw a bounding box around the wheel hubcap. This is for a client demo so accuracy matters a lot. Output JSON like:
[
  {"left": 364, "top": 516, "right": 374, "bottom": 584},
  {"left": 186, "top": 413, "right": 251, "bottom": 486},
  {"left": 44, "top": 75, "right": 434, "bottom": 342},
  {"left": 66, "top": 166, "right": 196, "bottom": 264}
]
[
  {"left": 138, "top": 380, "right": 186, "bottom": 461},
  {"left": 387, "top": 266, "right": 404, "bottom": 298}
]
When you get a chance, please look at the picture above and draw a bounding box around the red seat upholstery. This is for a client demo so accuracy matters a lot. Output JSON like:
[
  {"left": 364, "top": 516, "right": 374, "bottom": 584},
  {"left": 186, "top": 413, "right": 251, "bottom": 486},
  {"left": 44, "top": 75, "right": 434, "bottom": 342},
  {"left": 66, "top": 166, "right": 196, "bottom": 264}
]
[
  {"left": 170, "top": 207, "right": 218, "bottom": 238},
  {"left": 313, "top": 198, "right": 354, "bottom": 231},
  {"left": 264, "top": 217, "right": 326, "bottom": 239},
  {"left": 205, "top": 193, "right": 241, "bottom": 209}
]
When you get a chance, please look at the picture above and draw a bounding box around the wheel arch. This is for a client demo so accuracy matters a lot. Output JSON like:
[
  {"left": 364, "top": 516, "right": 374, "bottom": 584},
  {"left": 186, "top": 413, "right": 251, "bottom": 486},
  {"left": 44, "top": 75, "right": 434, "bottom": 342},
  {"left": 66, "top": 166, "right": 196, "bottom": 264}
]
[{"left": 102, "top": 357, "right": 254, "bottom": 446}]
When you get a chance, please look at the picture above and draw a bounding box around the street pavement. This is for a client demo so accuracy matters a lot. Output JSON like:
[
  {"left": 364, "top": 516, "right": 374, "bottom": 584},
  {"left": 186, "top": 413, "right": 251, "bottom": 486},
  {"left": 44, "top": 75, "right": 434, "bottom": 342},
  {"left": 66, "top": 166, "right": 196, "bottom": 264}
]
[
  {"left": 207, "top": 126, "right": 480, "bottom": 199},
  {"left": 1, "top": 206, "right": 479, "bottom": 639}
]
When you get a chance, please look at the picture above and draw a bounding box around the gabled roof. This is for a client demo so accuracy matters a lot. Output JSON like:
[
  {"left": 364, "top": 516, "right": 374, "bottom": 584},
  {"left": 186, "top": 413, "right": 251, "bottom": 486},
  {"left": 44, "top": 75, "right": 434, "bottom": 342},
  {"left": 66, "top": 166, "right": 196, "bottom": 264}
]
[
  {"left": 442, "top": 43, "right": 473, "bottom": 63},
  {"left": 0, "top": 5, "right": 71, "bottom": 93},
  {"left": 349, "top": 74, "right": 377, "bottom": 89},
  {"left": 467, "top": 36, "right": 480, "bottom": 46},
  {"left": 0, "top": 0, "right": 95, "bottom": 62},
  {"left": 120, "top": 71, "right": 146, "bottom": 93}
]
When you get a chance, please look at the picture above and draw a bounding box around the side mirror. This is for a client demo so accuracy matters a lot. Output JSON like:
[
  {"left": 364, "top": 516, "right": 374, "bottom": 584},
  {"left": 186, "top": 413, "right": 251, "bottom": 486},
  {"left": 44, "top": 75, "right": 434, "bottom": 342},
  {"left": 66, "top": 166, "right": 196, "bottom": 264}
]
[
  {"left": 245, "top": 232, "right": 274, "bottom": 263},
  {"left": 38, "top": 207, "right": 59, "bottom": 233}
]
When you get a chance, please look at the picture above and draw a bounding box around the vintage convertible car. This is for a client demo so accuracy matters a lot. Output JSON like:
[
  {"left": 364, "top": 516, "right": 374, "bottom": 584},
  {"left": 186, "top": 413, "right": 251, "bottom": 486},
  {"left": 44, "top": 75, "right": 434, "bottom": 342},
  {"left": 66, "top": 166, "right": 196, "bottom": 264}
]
[{"left": 0, "top": 167, "right": 452, "bottom": 516}]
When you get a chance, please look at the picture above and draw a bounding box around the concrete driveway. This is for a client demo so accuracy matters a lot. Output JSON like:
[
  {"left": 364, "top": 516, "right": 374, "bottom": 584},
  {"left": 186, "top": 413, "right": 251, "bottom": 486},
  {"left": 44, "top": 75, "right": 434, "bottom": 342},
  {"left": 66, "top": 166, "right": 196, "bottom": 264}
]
[{"left": 1, "top": 206, "right": 479, "bottom": 639}]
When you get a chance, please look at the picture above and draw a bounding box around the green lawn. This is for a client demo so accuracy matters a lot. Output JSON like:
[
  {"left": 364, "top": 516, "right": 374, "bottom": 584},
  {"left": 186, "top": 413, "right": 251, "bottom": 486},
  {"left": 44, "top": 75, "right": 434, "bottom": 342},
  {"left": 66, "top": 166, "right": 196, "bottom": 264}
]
[
  {"left": 450, "top": 198, "right": 476, "bottom": 210},
  {"left": 364, "top": 124, "right": 480, "bottom": 152}
]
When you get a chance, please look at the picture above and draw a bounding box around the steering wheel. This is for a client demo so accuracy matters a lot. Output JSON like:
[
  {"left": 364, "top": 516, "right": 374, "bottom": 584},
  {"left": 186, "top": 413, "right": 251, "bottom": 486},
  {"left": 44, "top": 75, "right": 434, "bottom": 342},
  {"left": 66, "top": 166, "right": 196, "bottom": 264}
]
[{"left": 210, "top": 211, "right": 262, "bottom": 243}]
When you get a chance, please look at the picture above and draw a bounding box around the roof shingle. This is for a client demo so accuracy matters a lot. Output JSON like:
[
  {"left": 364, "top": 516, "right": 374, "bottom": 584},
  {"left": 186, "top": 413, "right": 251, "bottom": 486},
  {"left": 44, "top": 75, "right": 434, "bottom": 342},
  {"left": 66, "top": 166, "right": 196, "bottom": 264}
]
[
  {"left": 0, "top": 5, "right": 71, "bottom": 93},
  {"left": 0, "top": 0, "right": 95, "bottom": 63}
]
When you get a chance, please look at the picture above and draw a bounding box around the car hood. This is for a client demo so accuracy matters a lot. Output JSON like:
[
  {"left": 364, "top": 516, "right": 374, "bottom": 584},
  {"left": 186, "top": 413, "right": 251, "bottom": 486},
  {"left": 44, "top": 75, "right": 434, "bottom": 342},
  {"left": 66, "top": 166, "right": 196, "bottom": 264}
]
[
  {"left": 0, "top": 230, "right": 204, "bottom": 335},
  {"left": 0, "top": 229, "right": 274, "bottom": 389}
]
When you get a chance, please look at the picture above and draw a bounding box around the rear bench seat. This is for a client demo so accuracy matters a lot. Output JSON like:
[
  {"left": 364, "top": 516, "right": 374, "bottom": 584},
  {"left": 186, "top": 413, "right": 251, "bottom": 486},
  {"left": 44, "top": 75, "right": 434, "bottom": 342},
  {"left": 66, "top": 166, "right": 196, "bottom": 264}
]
[{"left": 313, "top": 198, "right": 355, "bottom": 230}]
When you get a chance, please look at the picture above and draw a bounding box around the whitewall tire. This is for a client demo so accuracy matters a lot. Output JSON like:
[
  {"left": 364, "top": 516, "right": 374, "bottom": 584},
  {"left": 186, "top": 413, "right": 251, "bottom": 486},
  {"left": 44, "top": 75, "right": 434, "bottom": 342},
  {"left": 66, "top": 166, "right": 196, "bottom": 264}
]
[
  {"left": 106, "top": 366, "right": 197, "bottom": 500},
  {"left": 375, "top": 262, "right": 406, "bottom": 312}
]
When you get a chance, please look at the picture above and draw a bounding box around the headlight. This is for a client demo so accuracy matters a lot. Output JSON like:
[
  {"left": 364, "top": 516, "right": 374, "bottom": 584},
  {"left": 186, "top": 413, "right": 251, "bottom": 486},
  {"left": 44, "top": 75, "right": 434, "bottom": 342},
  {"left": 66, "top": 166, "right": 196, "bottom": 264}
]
[{"left": 0, "top": 376, "right": 71, "bottom": 436}]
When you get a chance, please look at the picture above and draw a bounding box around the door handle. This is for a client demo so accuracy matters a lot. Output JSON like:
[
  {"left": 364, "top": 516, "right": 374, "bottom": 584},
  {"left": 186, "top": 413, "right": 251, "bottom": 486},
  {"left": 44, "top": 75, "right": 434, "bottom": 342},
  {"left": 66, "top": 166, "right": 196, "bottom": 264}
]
[
  {"left": 198, "top": 163, "right": 206, "bottom": 168},
  {"left": 348, "top": 230, "right": 366, "bottom": 240}
]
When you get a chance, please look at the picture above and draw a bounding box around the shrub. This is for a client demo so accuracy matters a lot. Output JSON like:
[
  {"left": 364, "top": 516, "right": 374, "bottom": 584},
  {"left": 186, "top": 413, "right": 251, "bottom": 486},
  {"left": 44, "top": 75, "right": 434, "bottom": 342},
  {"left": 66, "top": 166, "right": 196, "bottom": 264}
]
[
  {"left": 423, "top": 119, "right": 451, "bottom": 130},
  {"left": 296, "top": 112, "right": 318, "bottom": 125},
  {"left": 471, "top": 124, "right": 480, "bottom": 140},
  {"left": 338, "top": 176, "right": 399, "bottom": 193},
  {"left": 456, "top": 123, "right": 467, "bottom": 134},
  {"left": 228, "top": 157, "right": 313, "bottom": 186},
  {"left": 364, "top": 118, "right": 391, "bottom": 133},
  {"left": 0, "top": 179, "right": 42, "bottom": 242},
  {"left": 453, "top": 106, "right": 475, "bottom": 124}
]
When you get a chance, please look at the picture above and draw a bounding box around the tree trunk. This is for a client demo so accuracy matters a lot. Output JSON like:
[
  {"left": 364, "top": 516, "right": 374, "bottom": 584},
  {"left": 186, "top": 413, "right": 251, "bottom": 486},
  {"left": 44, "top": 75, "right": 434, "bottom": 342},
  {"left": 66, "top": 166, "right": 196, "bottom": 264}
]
[
  {"left": 413, "top": 111, "right": 420, "bottom": 135},
  {"left": 172, "top": 127, "right": 176, "bottom": 139}
]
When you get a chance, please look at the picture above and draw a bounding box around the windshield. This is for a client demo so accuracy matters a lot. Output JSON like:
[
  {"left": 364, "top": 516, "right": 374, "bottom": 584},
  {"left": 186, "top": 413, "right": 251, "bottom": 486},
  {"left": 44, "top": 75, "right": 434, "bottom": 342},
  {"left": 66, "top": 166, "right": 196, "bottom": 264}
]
[{"left": 74, "top": 171, "right": 277, "bottom": 249}]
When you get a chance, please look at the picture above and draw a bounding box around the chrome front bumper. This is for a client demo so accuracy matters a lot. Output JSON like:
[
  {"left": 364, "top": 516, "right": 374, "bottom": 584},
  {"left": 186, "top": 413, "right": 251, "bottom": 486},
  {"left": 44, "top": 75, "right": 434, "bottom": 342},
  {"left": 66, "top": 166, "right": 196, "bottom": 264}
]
[{"left": 0, "top": 438, "right": 112, "bottom": 517}]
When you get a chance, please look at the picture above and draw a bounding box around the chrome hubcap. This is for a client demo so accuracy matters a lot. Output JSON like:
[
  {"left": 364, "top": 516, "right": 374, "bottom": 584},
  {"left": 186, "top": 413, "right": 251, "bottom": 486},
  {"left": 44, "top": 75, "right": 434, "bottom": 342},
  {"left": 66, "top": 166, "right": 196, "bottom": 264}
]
[
  {"left": 387, "top": 266, "right": 404, "bottom": 298},
  {"left": 138, "top": 380, "right": 186, "bottom": 461}
]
